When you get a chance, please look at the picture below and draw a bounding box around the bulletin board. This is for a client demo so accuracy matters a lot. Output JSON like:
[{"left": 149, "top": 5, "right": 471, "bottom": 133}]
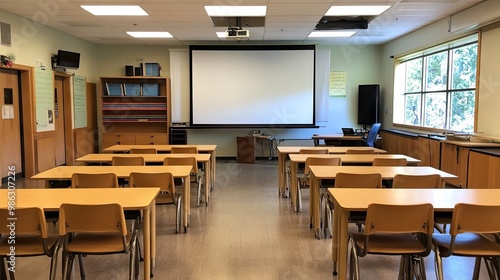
[
  {"left": 73, "top": 75, "right": 87, "bottom": 128},
  {"left": 35, "top": 66, "right": 55, "bottom": 132}
]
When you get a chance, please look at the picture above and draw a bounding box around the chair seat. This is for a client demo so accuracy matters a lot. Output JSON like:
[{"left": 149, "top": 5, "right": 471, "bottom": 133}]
[
  {"left": 433, "top": 233, "right": 500, "bottom": 256},
  {"left": 65, "top": 232, "right": 134, "bottom": 254},
  {"left": 351, "top": 233, "right": 427, "bottom": 255},
  {"left": 0, "top": 235, "right": 60, "bottom": 256}
]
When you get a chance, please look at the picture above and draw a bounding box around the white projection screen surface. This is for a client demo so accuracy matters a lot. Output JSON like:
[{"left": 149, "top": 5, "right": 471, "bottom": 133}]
[{"left": 190, "top": 45, "right": 315, "bottom": 127}]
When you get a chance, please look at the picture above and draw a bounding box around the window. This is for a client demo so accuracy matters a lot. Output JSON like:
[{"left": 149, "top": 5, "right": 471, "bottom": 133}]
[{"left": 393, "top": 34, "right": 478, "bottom": 132}]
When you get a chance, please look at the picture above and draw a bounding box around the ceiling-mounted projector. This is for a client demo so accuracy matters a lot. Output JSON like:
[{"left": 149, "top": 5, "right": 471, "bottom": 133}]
[{"left": 225, "top": 29, "right": 250, "bottom": 40}]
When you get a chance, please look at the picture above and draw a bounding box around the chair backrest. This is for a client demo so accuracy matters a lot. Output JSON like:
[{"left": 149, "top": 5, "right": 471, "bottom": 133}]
[
  {"left": 129, "top": 172, "right": 176, "bottom": 194},
  {"left": 334, "top": 172, "right": 383, "bottom": 188},
  {"left": 365, "top": 123, "right": 381, "bottom": 147},
  {"left": 164, "top": 156, "right": 197, "bottom": 173},
  {"left": 449, "top": 203, "right": 500, "bottom": 236},
  {"left": 0, "top": 207, "right": 48, "bottom": 238},
  {"left": 304, "top": 157, "right": 342, "bottom": 174},
  {"left": 59, "top": 203, "right": 127, "bottom": 240},
  {"left": 364, "top": 203, "right": 434, "bottom": 236},
  {"left": 111, "top": 156, "right": 145, "bottom": 166},
  {"left": 298, "top": 148, "right": 328, "bottom": 154},
  {"left": 170, "top": 146, "right": 198, "bottom": 154},
  {"left": 372, "top": 158, "right": 407, "bottom": 166},
  {"left": 392, "top": 174, "right": 441, "bottom": 189},
  {"left": 71, "top": 173, "right": 119, "bottom": 188},
  {"left": 129, "top": 148, "right": 157, "bottom": 154},
  {"left": 345, "top": 149, "right": 375, "bottom": 154}
]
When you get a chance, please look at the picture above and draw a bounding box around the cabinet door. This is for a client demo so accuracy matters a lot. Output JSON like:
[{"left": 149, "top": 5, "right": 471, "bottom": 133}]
[
  {"left": 135, "top": 133, "right": 168, "bottom": 145},
  {"left": 102, "top": 133, "right": 136, "bottom": 149},
  {"left": 468, "top": 151, "right": 500, "bottom": 189},
  {"left": 440, "top": 143, "right": 469, "bottom": 188}
]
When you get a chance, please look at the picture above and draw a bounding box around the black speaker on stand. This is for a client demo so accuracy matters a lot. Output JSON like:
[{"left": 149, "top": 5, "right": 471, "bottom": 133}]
[{"left": 357, "top": 84, "right": 380, "bottom": 130}]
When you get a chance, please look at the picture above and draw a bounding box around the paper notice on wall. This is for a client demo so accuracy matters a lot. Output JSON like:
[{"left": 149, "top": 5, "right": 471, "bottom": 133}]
[
  {"left": 2, "top": 105, "right": 14, "bottom": 119},
  {"left": 329, "top": 71, "right": 347, "bottom": 97}
]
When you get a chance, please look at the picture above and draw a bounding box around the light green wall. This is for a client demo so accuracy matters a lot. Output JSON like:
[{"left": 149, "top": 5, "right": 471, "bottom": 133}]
[{"left": 0, "top": 10, "right": 97, "bottom": 82}]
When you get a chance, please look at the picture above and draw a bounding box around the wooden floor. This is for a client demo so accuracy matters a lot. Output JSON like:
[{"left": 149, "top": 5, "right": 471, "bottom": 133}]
[{"left": 3, "top": 159, "right": 491, "bottom": 279}]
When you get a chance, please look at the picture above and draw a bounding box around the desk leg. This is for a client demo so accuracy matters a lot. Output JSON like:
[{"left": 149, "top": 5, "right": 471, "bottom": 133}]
[
  {"left": 312, "top": 176, "right": 320, "bottom": 237},
  {"left": 150, "top": 201, "right": 156, "bottom": 272},
  {"left": 204, "top": 161, "right": 211, "bottom": 206},
  {"left": 210, "top": 151, "right": 216, "bottom": 191},
  {"left": 183, "top": 174, "right": 190, "bottom": 232},
  {"left": 278, "top": 152, "right": 285, "bottom": 197},
  {"left": 143, "top": 206, "right": 151, "bottom": 280},
  {"left": 332, "top": 207, "right": 349, "bottom": 279},
  {"left": 291, "top": 161, "right": 298, "bottom": 211}
]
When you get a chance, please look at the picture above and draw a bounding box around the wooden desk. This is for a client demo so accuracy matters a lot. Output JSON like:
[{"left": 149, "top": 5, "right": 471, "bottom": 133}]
[
  {"left": 328, "top": 188, "right": 500, "bottom": 279},
  {"left": 277, "top": 146, "right": 387, "bottom": 197},
  {"left": 308, "top": 165, "right": 457, "bottom": 238},
  {"left": 31, "top": 165, "right": 193, "bottom": 233},
  {"left": 0, "top": 188, "right": 159, "bottom": 280},
  {"left": 102, "top": 144, "right": 217, "bottom": 191},
  {"left": 288, "top": 154, "right": 422, "bottom": 212},
  {"left": 312, "top": 134, "right": 364, "bottom": 146},
  {"left": 75, "top": 153, "right": 212, "bottom": 206}
]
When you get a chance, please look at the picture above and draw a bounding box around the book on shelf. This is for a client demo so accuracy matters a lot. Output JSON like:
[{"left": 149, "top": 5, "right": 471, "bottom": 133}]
[
  {"left": 142, "top": 83, "right": 159, "bottom": 96},
  {"left": 145, "top": 63, "right": 160, "bottom": 77},
  {"left": 105, "top": 82, "right": 124, "bottom": 96},
  {"left": 123, "top": 83, "right": 141, "bottom": 96}
]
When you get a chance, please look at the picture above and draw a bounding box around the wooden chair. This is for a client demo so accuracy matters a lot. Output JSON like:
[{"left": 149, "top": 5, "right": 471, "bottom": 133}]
[
  {"left": 0, "top": 207, "right": 62, "bottom": 280},
  {"left": 346, "top": 149, "right": 375, "bottom": 154},
  {"left": 129, "top": 147, "right": 157, "bottom": 154},
  {"left": 164, "top": 156, "right": 203, "bottom": 207},
  {"left": 432, "top": 203, "right": 500, "bottom": 280},
  {"left": 170, "top": 146, "right": 198, "bottom": 154},
  {"left": 392, "top": 174, "right": 441, "bottom": 189},
  {"left": 129, "top": 172, "right": 182, "bottom": 233},
  {"left": 349, "top": 203, "right": 434, "bottom": 280},
  {"left": 59, "top": 203, "right": 139, "bottom": 280},
  {"left": 325, "top": 173, "right": 383, "bottom": 235},
  {"left": 296, "top": 156, "right": 341, "bottom": 213},
  {"left": 111, "top": 156, "right": 145, "bottom": 187},
  {"left": 71, "top": 173, "right": 119, "bottom": 188},
  {"left": 289, "top": 148, "right": 328, "bottom": 200},
  {"left": 393, "top": 174, "right": 449, "bottom": 233},
  {"left": 372, "top": 158, "right": 408, "bottom": 188}
]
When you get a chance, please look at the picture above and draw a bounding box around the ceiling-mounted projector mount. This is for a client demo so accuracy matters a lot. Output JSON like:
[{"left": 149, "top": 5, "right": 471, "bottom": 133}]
[{"left": 226, "top": 18, "right": 250, "bottom": 40}]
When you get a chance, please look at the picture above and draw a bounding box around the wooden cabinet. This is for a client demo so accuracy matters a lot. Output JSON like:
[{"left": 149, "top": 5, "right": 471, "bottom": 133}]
[
  {"left": 99, "top": 77, "right": 170, "bottom": 151},
  {"left": 467, "top": 150, "right": 500, "bottom": 189},
  {"left": 440, "top": 143, "right": 469, "bottom": 188},
  {"left": 379, "top": 130, "right": 440, "bottom": 168}
]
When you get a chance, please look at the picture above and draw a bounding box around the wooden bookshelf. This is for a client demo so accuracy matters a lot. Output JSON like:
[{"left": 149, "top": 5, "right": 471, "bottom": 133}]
[{"left": 99, "top": 77, "right": 171, "bottom": 150}]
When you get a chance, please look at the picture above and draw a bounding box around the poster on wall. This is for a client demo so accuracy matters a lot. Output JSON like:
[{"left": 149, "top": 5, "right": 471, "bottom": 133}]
[
  {"left": 329, "top": 71, "right": 347, "bottom": 97},
  {"left": 73, "top": 75, "right": 87, "bottom": 128}
]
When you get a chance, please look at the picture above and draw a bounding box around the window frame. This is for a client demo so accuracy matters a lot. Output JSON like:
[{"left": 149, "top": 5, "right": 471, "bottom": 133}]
[{"left": 393, "top": 34, "right": 479, "bottom": 133}]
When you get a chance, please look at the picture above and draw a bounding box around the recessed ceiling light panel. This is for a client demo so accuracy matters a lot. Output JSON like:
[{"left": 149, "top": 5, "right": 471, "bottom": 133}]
[
  {"left": 127, "top": 32, "right": 173, "bottom": 38},
  {"left": 326, "top": 5, "right": 391, "bottom": 16},
  {"left": 205, "top": 6, "right": 266, "bottom": 17},
  {"left": 81, "top": 5, "right": 148, "bottom": 16}
]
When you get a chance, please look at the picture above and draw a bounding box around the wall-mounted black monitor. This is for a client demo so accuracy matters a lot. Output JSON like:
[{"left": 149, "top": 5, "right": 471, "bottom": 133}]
[
  {"left": 56, "top": 49, "right": 80, "bottom": 69},
  {"left": 358, "top": 84, "right": 379, "bottom": 126}
]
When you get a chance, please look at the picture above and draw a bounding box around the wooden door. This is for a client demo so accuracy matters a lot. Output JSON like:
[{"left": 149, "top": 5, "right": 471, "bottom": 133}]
[
  {"left": 54, "top": 77, "right": 66, "bottom": 165},
  {"left": 0, "top": 68, "right": 22, "bottom": 178}
]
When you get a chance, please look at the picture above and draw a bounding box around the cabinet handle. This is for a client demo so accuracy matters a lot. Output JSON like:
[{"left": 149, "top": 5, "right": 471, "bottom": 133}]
[{"left": 117, "top": 141, "right": 121, "bottom": 145}]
